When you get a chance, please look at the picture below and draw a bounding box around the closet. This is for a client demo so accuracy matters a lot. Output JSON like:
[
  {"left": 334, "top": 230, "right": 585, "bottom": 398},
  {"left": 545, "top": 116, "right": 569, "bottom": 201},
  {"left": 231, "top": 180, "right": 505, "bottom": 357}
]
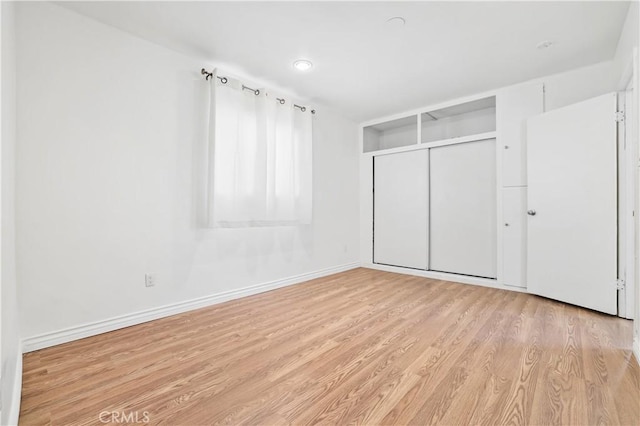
[
  {"left": 368, "top": 97, "right": 498, "bottom": 279},
  {"left": 498, "top": 83, "right": 544, "bottom": 287},
  {"left": 363, "top": 83, "right": 543, "bottom": 284}
]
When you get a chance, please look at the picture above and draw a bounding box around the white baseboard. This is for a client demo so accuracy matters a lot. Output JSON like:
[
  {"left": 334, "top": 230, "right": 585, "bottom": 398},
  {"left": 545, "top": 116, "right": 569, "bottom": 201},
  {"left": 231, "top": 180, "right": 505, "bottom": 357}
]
[
  {"left": 6, "top": 346, "right": 22, "bottom": 426},
  {"left": 634, "top": 336, "right": 640, "bottom": 366},
  {"left": 363, "top": 263, "right": 528, "bottom": 293},
  {"left": 22, "top": 262, "right": 359, "bottom": 353}
]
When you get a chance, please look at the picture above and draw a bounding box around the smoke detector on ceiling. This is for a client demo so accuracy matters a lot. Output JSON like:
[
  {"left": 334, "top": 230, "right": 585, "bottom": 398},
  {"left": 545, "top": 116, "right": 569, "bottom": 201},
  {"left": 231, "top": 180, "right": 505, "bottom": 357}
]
[
  {"left": 536, "top": 40, "right": 555, "bottom": 49},
  {"left": 386, "top": 17, "right": 406, "bottom": 27}
]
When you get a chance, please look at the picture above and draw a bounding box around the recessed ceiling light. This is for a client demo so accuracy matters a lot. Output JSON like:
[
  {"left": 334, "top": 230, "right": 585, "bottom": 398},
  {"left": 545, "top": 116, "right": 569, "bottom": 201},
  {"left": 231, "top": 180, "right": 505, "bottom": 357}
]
[
  {"left": 293, "top": 59, "right": 313, "bottom": 71},
  {"left": 536, "top": 40, "right": 555, "bottom": 49},
  {"left": 386, "top": 16, "right": 406, "bottom": 27}
]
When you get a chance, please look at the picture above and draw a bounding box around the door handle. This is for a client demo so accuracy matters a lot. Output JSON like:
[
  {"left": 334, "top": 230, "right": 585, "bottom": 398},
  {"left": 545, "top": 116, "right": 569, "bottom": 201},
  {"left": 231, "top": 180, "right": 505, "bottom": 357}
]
[{"left": 527, "top": 210, "right": 536, "bottom": 216}]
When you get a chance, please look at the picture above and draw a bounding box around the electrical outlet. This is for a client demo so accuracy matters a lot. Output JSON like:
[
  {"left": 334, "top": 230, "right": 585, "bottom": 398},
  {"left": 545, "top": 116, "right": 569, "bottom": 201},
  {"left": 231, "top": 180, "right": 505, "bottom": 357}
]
[{"left": 145, "top": 273, "right": 156, "bottom": 287}]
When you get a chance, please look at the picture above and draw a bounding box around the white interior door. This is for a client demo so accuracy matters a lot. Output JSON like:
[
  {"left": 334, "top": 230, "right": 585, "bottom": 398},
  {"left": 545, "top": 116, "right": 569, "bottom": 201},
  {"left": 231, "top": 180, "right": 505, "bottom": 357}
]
[
  {"left": 527, "top": 93, "right": 617, "bottom": 315},
  {"left": 374, "top": 150, "right": 429, "bottom": 270},
  {"left": 429, "top": 139, "right": 497, "bottom": 278}
]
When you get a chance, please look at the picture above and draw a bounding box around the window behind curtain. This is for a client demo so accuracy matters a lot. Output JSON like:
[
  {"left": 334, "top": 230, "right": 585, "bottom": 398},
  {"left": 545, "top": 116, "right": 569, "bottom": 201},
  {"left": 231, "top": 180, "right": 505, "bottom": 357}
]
[{"left": 206, "top": 71, "right": 312, "bottom": 228}]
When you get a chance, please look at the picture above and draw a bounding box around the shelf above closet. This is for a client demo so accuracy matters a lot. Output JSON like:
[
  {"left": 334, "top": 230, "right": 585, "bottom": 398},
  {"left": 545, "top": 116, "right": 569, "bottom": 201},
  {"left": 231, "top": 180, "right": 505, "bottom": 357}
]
[
  {"left": 421, "top": 96, "right": 496, "bottom": 144},
  {"left": 363, "top": 96, "right": 497, "bottom": 154},
  {"left": 363, "top": 115, "right": 417, "bottom": 153},
  {"left": 364, "top": 131, "right": 496, "bottom": 157}
]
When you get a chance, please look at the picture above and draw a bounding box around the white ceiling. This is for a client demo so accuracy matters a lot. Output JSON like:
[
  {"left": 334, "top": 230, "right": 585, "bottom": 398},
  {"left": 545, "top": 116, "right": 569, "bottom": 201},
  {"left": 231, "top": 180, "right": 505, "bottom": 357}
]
[{"left": 58, "top": 1, "right": 630, "bottom": 122}]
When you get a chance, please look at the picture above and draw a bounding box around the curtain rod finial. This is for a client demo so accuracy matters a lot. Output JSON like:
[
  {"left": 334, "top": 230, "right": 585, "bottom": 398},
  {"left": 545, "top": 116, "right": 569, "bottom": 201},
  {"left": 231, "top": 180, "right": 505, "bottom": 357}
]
[{"left": 201, "top": 68, "right": 213, "bottom": 80}]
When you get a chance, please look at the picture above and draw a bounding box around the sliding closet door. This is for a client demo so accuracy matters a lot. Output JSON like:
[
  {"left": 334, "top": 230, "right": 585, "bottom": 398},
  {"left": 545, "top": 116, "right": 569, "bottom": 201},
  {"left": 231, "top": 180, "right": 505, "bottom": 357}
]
[
  {"left": 374, "top": 150, "right": 429, "bottom": 270},
  {"left": 429, "top": 139, "right": 497, "bottom": 278}
]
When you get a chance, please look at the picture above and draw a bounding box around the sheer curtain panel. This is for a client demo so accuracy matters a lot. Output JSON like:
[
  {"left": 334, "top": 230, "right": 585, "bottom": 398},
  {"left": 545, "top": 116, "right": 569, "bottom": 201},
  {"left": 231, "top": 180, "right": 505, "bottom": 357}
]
[{"left": 207, "top": 71, "right": 313, "bottom": 228}]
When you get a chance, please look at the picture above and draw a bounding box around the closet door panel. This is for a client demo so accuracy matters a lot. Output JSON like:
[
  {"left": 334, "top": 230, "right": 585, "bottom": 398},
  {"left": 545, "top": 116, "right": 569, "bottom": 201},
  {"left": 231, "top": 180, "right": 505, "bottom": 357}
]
[
  {"left": 429, "top": 139, "right": 497, "bottom": 278},
  {"left": 502, "top": 187, "right": 527, "bottom": 288},
  {"left": 498, "top": 83, "right": 544, "bottom": 187},
  {"left": 373, "top": 150, "right": 429, "bottom": 270}
]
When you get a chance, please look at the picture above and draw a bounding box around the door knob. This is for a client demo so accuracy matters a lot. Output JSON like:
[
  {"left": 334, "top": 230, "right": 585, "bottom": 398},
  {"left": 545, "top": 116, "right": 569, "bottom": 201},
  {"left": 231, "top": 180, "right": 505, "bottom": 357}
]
[{"left": 527, "top": 210, "right": 536, "bottom": 216}]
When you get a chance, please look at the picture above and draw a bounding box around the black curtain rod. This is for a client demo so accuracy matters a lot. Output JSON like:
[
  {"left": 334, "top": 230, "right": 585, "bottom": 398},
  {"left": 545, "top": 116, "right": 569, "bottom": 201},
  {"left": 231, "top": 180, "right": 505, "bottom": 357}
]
[{"left": 201, "top": 68, "right": 315, "bottom": 114}]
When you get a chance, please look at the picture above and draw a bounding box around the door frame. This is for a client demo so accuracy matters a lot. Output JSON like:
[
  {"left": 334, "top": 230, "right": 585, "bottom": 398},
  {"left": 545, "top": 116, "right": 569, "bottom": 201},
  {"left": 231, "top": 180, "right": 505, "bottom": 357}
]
[{"left": 619, "top": 49, "right": 638, "bottom": 319}]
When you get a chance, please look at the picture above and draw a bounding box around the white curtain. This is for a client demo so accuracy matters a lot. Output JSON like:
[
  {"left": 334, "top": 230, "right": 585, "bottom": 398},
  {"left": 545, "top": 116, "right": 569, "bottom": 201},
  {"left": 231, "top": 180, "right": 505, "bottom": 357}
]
[{"left": 207, "top": 71, "right": 312, "bottom": 228}]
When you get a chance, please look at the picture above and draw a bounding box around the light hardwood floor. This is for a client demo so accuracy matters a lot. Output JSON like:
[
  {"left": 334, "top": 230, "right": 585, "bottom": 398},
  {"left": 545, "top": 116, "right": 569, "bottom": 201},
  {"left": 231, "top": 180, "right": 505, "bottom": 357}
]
[{"left": 20, "top": 268, "right": 639, "bottom": 425}]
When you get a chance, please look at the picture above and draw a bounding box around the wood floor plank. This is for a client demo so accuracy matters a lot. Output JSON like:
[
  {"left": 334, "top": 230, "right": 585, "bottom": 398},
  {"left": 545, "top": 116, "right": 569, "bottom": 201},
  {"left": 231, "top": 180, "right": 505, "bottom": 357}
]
[{"left": 19, "top": 268, "right": 639, "bottom": 425}]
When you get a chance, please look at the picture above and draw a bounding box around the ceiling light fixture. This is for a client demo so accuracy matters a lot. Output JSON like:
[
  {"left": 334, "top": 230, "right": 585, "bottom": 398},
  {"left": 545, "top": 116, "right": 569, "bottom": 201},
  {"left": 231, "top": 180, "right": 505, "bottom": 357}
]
[
  {"left": 536, "top": 40, "right": 555, "bottom": 49},
  {"left": 293, "top": 59, "right": 313, "bottom": 71}
]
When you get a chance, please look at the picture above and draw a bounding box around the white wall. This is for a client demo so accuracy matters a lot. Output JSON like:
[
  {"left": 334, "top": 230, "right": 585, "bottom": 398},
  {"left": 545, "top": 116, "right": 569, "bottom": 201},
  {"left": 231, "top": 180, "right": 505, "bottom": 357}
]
[
  {"left": 543, "top": 61, "right": 617, "bottom": 111},
  {"left": 378, "top": 123, "right": 417, "bottom": 150},
  {"left": 1, "top": 1, "right": 22, "bottom": 424},
  {"left": 612, "top": 1, "right": 638, "bottom": 86},
  {"left": 16, "top": 2, "right": 359, "bottom": 342}
]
